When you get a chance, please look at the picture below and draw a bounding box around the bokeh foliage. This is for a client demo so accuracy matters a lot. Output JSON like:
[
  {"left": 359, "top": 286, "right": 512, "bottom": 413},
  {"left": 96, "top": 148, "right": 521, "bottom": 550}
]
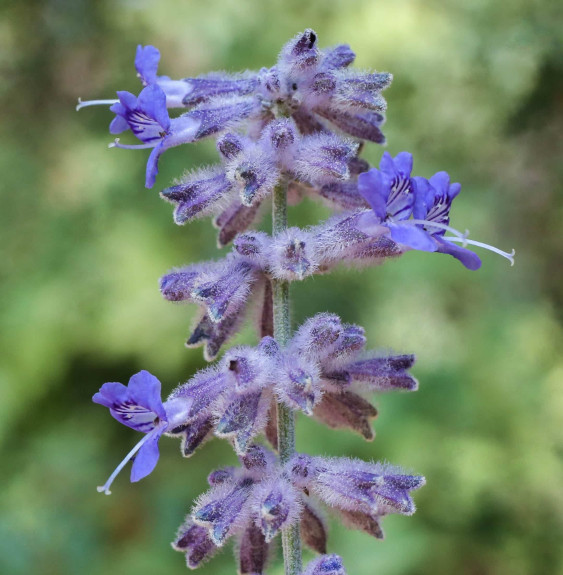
[{"left": 1, "top": 1, "right": 562, "bottom": 574}]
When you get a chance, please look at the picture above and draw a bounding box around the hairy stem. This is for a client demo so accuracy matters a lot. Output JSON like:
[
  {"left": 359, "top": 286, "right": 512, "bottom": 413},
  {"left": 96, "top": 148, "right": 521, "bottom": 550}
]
[{"left": 272, "top": 181, "right": 302, "bottom": 575}]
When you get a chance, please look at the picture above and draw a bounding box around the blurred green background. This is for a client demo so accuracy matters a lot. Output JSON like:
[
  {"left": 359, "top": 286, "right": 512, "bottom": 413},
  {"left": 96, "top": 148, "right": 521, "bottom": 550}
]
[{"left": 1, "top": 0, "right": 562, "bottom": 574}]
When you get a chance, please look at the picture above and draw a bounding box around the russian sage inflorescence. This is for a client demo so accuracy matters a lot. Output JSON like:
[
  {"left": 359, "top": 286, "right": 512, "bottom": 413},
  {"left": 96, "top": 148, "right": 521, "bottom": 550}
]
[{"left": 81, "top": 29, "right": 513, "bottom": 575}]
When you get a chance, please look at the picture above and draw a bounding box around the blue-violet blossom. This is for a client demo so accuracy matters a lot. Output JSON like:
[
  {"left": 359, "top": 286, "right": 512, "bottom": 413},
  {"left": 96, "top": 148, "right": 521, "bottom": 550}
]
[
  {"left": 93, "top": 370, "right": 190, "bottom": 494},
  {"left": 357, "top": 152, "right": 515, "bottom": 269}
]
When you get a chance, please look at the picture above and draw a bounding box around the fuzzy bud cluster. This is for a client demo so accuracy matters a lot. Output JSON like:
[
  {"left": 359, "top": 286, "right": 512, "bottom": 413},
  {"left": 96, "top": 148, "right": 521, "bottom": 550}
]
[
  {"left": 172, "top": 444, "right": 423, "bottom": 570},
  {"left": 164, "top": 313, "right": 417, "bottom": 456}
]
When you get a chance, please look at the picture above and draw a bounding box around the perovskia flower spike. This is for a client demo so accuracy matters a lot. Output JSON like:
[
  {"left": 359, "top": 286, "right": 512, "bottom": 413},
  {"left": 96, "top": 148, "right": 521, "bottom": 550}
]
[{"left": 80, "top": 29, "right": 513, "bottom": 574}]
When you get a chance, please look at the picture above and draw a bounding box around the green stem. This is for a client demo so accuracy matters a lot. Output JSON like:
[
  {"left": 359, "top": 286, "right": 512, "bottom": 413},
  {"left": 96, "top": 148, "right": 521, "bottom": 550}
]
[{"left": 272, "top": 181, "right": 302, "bottom": 575}]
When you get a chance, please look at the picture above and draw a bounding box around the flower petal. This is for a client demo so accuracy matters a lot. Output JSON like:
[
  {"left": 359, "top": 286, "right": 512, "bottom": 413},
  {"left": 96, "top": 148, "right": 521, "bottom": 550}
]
[
  {"left": 130, "top": 431, "right": 162, "bottom": 482},
  {"left": 109, "top": 114, "right": 130, "bottom": 134},
  {"left": 357, "top": 169, "right": 388, "bottom": 219},
  {"left": 393, "top": 151, "right": 413, "bottom": 176},
  {"left": 135, "top": 45, "right": 160, "bottom": 85},
  {"left": 435, "top": 238, "right": 482, "bottom": 270},
  {"left": 128, "top": 370, "right": 165, "bottom": 419},
  {"left": 388, "top": 222, "right": 436, "bottom": 252},
  {"left": 145, "top": 140, "right": 164, "bottom": 188},
  {"left": 92, "top": 382, "right": 128, "bottom": 409},
  {"left": 137, "top": 84, "right": 170, "bottom": 131}
]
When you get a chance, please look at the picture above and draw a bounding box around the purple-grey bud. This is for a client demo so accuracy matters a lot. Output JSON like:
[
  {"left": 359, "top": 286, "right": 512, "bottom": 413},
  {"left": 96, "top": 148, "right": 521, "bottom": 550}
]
[
  {"left": 240, "top": 444, "right": 276, "bottom": 472},
  {"left": 303, "top": 555, "right": 347, "bottom": 575},
  {"left": 292, "top": 109, "right": 326, "bottom": 135},
  {"left": 208, "top": 467, "right": 237, "bottom": 486},
  {"left": 226, "top": 147, "right": 280, "bottom": 206},
  {"left": 278, "top": 29, "right": 320, "bottom": 76},
  {"left": 172, "top": 519, "right": 218, "bottom": 569},
  {"left": 293, "top": 132, "right": 358, "bottom": 185},
  {"left": 215, "top": 390, "right": 271, "bottom": 455},
  {"left": 168, "top": 367, "right": 228, "bottom": 420},
  {"left": 192, "top": 478, "right": 254, "bottom": 546},
  {"left": 316, "top": 108, "right": 386, "bottom": 144},
  {"left": 303, "top": 456, "right": 425, "bottom": 516},
  {"left": 160, "top": 262, "right": 210, "bottom": 302},
  {"left": 344, "top": 354, "right": 418, "bottom": 391},
  {"left": 167, "top": 413, "right": 215, "bottom": 457},
  {"left": 189, "top": 98, "right": 257, "bottom": 140},
  {"left": 318, "top": 181, "right": 370, "bottom": 210},
  {"left": 191, "top": 259, "right": 257, "bottom": 323},
  {"left": 269, "top": 228, "right": 317, "bottom": 281},
  {"left": 233, "top": 231, "right": 271, "bottom": 264},
  {"left": 276, "top": 361, "right": 322, "bottom": 416},
  {"left": 216, "top": 132, "right": 246, "bottom": 160},
  {"left": 160, "top": 167, "right": 233, "bottom": 224},
  {"left": 182, "top": 72, "right": 259, "bottom": 106},
  {"left": 289, "top": 313, "right": 343, "bottom": 360},
  {"left": 322, "top": 44, "right": 356, "bottom": 70},
  {"left": 187, "top": 310, "right": 246, "bottom": 361}
]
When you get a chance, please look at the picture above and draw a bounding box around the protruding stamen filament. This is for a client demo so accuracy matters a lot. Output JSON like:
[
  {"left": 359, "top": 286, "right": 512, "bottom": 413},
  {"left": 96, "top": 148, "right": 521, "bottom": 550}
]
[
  {"left": 409, "top": 219, "right": 469, "bottom": 242},
  {"left": 109, "top": 138, "right": 157, "bottom": 150},
  {"left": 445, "top": 237, "right": 516, "bottom": 265},
  {"left": 76, "top": 98, "right": 119, "bottom": 112},
  {"left": 97, "top": 428, "right": 157, "bottom": 495}
]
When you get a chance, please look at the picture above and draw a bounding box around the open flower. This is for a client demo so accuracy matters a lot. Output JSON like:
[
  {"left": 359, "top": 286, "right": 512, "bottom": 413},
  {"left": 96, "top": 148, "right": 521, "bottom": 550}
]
[
  {"left": 109, "top": 84, "right": 256, "bottom": 188},
  {"left": 413, "top": 172, "right": 481, "bottom": 270},
  {"left": 357, "top": 152, "right": 515, "bottom": 268},
  {"left": 93, "top": 370, "right": 190, "bottom": 493},
  {"left": 108, "top": 85, "right": 199, "bottom": 188}
]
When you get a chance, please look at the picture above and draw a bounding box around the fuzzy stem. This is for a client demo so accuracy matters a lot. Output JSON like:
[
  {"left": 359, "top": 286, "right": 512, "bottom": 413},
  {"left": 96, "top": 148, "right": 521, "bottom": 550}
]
[{"left": 272, "top": 181, "right": 302, "bottom": 575}]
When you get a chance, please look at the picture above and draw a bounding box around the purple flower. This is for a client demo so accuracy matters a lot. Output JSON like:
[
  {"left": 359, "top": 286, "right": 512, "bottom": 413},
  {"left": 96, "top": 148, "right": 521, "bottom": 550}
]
[
  {"left": 93, "top": 370, "right": 190, "bottom": 493},
  {"left": 413, "top": 172, "right": 482, "bottom": 270},
  {"left": 109, "top": 85, "right": 200, "bottom": 188},
  {"left": 109, "top": 85, "right": 256, "bottom": 188},
  {"left": 358, "top": 152, "right": 436, "bottom": 251},
  {"left": 357, "top": 154, "right": 515, "bottom": 267}
]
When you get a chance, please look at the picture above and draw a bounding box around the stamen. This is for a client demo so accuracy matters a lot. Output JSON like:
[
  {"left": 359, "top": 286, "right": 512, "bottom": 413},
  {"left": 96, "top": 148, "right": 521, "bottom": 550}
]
[
  {"left": 97, "top": 428, "right": 159, "bottom": 495},
  {"left": 76, "top": 98, "right": 119, "bottom": 112},
  {"left": 409, "top": 219, "right": 469, "bottom": 242},
  {"left": 445, "top": 237, "right": 516, "bottom": 265},
  {"left": 109, "top": 138, "right": 156, "bottom": 150}
]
